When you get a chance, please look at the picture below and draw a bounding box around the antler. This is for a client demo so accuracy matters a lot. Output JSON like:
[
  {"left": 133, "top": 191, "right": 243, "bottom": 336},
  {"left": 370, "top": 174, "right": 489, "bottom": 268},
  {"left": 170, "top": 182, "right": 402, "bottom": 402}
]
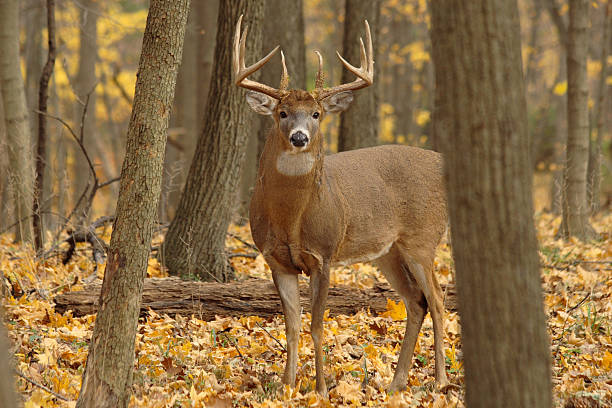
[
  {"left": 233, "top": 14, "right": 288, "bottom": 100},
  {"left": 314, "top": 20, "right": 374, "bottom": 100}
]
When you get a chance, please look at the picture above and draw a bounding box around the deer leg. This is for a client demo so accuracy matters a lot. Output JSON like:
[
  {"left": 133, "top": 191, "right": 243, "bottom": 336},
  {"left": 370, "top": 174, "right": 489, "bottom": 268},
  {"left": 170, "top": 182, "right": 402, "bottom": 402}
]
[
  {"left": 271, "top": 268, "right": 301, "bottom": 387},
  {"left": 309, "top": 264, "right": 330, "bottom": 396},
  {"left": 376, "top": 250, "right": 427, "bottom": 392},
  {"left": 403, "top": 253, "right": 449, "bottom": 389}
]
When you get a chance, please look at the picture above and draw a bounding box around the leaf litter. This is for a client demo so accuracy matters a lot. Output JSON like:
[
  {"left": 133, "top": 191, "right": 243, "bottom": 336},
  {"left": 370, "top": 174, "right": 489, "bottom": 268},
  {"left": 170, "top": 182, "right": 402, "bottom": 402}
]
[{"left": 1, "top": 213, "right": 610, "bottom": 407}]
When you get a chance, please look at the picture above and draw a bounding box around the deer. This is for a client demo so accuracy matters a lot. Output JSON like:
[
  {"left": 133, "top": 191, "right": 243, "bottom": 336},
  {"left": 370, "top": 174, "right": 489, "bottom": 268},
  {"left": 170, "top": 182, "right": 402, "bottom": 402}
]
[{"left": 233, "top": 15, "right": 449, "bottom": 395}]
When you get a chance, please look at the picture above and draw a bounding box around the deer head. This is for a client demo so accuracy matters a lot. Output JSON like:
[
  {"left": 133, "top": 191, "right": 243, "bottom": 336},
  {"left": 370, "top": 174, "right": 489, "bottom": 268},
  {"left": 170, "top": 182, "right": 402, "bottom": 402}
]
[{"left": 233, "top": 15, "right": 373, "bottom": 154}]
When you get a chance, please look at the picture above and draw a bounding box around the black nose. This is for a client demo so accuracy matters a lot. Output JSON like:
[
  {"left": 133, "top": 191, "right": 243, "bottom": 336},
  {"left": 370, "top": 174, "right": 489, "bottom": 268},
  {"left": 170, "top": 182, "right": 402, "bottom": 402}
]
[{"left": 289, "top": 131, "right": 308, "bottom": 147}]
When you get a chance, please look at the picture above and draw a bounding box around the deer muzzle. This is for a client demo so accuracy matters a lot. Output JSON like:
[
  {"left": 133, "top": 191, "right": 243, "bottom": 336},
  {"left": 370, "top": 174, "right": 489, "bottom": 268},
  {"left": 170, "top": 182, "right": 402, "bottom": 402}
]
[{"left": 289, "top": 130, "right": 309, "bottom": 147}]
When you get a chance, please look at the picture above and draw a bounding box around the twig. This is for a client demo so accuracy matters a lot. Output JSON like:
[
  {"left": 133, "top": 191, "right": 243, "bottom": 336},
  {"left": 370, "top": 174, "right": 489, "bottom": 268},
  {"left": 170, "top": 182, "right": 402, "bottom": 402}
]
[
  {"left": 99, "top": 177, "right": 120, "bottom": 189},
  {"left": 256, "top": 322, "right": 287, "bottom": 353},
  {"left": 227, "top": 233, "right": 259, "bottom": 252},
  {"left": 222, "top": 333, "right": 243, "bottom": 359},
  {"left": 14, "top": 369, "right": 72, "bottom": 402},
  {"left": 227, "top": 253, "right": 259, "bottom": 259},
  {"left": 552, "top": 291, "right": 592, "bottom": 361}
]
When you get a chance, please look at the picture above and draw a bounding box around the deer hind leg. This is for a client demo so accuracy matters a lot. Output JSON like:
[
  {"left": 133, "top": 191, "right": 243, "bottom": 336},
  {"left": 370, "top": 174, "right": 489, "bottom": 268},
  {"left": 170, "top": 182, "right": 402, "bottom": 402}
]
[
  {"left": 271, "top": 267, "right": 301, "bottom": 387},
  {"left": 376, "top": 247, "right": 427, "bottom": 392},
  {"left": 309, "top": 264, "right": 330, "bottom": 396},
  {"left": 400, "top": 248, "right": 449, "bottom": 389}
]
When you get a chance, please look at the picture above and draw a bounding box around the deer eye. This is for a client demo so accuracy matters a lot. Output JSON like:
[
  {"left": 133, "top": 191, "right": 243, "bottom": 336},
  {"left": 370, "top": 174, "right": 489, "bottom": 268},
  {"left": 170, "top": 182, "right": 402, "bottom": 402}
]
[
  {"left": 312, "top": 112, "right": 320, "bottom": 119},
  {"left": 279, "top": 111, "right": 287, "bottom": 118}
]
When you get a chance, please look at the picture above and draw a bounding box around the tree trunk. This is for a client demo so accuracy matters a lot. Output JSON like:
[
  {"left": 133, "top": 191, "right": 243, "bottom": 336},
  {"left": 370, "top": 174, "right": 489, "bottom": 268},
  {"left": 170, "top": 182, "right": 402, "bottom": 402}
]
[
  {"left": 337, "top": 0, "right": 381, "bottom": 152},
  {"left": 430, "top": 1, "right": 552, "bottom": 407},
  {"left": 0, "top": 0, "right": 35, "bottom": 243},
  {"left": 24, "top": 0, "right": 45, "bottom": 142},
  {"left": 0, "top": 308, "right": 17, "bottom": 408},
  {"left": 54, "top": 277, "right": 457, "bottom": 319},
  {"left": 161, "top": 0, "right": 264, "bottom": 282},
  {"left": 239, "top": 0, "right": 306, "bottom": 218},
  {"left": 72, "top": 0, "right": 98, "bottom": 226},
  {"left": 76, "top": 1, "right": 189, "bottom": 406},
  {"left": 587, "top": 1, "right": 611, "bottom": 214},
  {"left": 560, "top": 0, "right": 597, "bottom": 240}
]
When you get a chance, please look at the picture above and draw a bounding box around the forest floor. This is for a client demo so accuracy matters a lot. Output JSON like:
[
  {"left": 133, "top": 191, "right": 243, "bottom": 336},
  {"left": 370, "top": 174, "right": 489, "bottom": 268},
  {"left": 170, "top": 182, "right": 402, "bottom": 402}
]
[{"left": 1, "top": 212, "right": 611, "bottom": 407}]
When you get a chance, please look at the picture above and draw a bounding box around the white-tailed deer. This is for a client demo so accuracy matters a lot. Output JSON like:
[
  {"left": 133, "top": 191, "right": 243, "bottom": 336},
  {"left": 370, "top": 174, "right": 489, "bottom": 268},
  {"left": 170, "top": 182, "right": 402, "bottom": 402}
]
[{"left": 234, "top": 16, "right": 449, "bottom": 395}]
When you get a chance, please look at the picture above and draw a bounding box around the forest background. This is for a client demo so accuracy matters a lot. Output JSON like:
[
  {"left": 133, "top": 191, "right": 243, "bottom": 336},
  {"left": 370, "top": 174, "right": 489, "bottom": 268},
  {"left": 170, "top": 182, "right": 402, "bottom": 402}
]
[{"left": 0, "top": 0, "right": 610, "bottom": 407}]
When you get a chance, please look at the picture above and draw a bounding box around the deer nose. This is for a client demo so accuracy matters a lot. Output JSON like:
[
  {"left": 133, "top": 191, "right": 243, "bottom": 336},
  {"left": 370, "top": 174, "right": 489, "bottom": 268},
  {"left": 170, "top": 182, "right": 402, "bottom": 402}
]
[{"left": 289, "top": 131, "right": 309, "bottom": 147}]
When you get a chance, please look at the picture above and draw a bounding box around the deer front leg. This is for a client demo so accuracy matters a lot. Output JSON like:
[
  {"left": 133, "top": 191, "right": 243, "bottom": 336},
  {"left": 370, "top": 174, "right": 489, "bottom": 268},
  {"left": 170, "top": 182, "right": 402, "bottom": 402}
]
[
  {"left": 309, "top": 265, "right": 330, "bottom": 396},
  {"left": 271, "top": 269, "right": 301, "bottom": 387}
]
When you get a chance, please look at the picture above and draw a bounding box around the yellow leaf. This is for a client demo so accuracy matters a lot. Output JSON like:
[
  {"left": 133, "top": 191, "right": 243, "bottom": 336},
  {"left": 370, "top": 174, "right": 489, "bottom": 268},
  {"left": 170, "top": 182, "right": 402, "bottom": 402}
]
[
  {"left": 553, "top": 81, "right": 567, "bottom": 95},
  {"left": 602, "top": 351, "right": 612, "bottom": 371},
  {"left": 381, "top": 299, "right": 406, "bottom": 321}
]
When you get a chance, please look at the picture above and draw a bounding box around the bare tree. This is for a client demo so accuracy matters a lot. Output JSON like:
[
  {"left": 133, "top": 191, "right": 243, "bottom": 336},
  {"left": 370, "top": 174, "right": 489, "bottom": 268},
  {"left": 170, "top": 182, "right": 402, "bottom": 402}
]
[
  {"left": 161, "top": 0, "right": 265, "bottom": 282},
  {"left": 0, "top": 307, "right": 17, "bottom": 408},
  {"left": 76, "top": 1, "right": 190, "bottom": 406},
  {"left": 337, "top": 0, "right": 381, "bottom": 152},
  {"left": 587, "top": 1, "right": 611, "bottom": 213},
  {"left": 72, "top": 0, "right": 99, "bottom": 226},
  {"left": 560, "top": 0, "right": 597, "bottom": 240},
  {"left": 0, "top": 0, "right": 35, "bottom": 242},
  {"left": 430, "top": 0, "right": 552, "bottom": 407}
]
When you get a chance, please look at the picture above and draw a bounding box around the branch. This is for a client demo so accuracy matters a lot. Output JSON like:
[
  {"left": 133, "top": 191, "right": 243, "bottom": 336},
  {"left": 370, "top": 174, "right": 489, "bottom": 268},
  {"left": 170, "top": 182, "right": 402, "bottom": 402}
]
[{"left": 14, "top": 369, "right": 72, "bottom": 402}]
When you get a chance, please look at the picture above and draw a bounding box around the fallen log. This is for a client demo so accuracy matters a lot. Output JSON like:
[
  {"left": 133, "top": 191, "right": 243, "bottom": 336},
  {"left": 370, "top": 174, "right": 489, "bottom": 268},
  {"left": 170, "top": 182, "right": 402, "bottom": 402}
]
[{"left": 54, "top": 277, "right": 456, "bottom": 320}]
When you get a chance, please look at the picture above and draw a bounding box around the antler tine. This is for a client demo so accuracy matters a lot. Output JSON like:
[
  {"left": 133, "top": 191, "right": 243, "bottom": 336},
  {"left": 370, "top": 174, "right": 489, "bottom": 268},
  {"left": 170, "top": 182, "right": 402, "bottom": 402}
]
[
  {"left": 316, "top": 20, "right": 374, "bottom": 100},
  {"left": 314, "top": 51, "right": 324, "bottom": 90},
  {"left": 279, "top": 50, "right": 289, "bottom": 90},
  {"left": 233, "top": 14, "right": 285, "bottom": 99}
]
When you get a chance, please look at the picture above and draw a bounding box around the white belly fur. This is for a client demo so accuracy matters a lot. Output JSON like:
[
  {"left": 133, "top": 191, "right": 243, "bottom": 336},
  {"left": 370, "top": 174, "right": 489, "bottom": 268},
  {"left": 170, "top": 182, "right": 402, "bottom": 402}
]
[
  {"left": 334, "top": 241, "right": 394, "bottom": 267},
  {"left": 276, "top": 151, "right": 315, "bottom": 176}
]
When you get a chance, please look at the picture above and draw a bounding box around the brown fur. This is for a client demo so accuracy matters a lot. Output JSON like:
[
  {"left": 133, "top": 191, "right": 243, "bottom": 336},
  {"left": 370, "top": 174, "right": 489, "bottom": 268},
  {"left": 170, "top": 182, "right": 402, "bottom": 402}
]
[{"left": 248, "top": 89, "right": 450, "bottom": 395}]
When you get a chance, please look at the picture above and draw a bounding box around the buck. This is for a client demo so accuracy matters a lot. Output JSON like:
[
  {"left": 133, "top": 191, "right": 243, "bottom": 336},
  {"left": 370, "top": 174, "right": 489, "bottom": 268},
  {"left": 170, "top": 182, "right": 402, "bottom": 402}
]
[{"left": 234, "top": 16, "right": 449, "bottom": 395}]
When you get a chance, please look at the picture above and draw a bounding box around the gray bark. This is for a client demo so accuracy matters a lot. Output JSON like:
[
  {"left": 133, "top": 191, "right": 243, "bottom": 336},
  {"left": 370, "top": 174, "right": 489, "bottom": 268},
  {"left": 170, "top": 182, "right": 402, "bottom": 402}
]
[
  {"left": 161, "top": 0, "right": 265, "bottom": 282},
  {"left": 0, "top": 308, "right": 17, "bottom": 408},
  {"left": 337, "top": 0, "right": 381, "bottom": 152},
  {"left": 72, "top": 0, "right": 98, "bottom": 226},
  {"left": 560, "top": 0, "right": 597, "bottom": 240},
  {"left": 587, "top": 2, "right": 611, "bottom": 214},
  {"left": 0, "top": 0, "right": 35, "bottom": 242},
  {"left": 430, "top": 1, "right": 552, "bottom": 407},
  {"left": 75, "top": 1, "right": 189, "bottom": 406}
]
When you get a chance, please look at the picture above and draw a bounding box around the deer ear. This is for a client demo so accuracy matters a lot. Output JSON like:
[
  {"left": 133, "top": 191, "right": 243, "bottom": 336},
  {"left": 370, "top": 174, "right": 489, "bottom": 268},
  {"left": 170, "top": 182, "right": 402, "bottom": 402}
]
[
  {"left": 245, "top": 91, "right": 278, "bottom": 115},
  {"left": 320, "top": 91, "right": 354, "bottom": 113}
]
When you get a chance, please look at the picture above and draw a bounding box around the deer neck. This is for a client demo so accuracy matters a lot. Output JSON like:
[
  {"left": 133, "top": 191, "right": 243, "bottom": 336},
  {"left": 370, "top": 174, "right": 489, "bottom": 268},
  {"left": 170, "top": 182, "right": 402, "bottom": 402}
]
[{"left": 257, "top": 130, "right": 325, "bottom": 235}]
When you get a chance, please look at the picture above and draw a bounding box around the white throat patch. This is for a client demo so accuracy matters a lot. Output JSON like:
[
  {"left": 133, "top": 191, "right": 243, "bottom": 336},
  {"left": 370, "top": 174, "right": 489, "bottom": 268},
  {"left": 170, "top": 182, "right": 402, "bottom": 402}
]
[{"left": 276, "top": 151, "right": 315, "bottom": 176}]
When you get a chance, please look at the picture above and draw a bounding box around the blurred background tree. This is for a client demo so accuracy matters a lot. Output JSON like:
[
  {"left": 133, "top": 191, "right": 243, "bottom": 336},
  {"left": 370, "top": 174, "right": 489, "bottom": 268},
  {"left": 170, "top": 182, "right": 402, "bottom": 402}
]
[{"left": 1, "top": 0, "right": 609, "bottom": 251}]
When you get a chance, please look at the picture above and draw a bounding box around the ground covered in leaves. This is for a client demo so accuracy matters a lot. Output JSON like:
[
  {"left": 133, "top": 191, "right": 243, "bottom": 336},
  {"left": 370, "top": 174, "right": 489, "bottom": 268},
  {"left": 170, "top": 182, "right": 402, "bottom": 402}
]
[{"left": 1, "top": 212, "right": 611, "bottom": 407}]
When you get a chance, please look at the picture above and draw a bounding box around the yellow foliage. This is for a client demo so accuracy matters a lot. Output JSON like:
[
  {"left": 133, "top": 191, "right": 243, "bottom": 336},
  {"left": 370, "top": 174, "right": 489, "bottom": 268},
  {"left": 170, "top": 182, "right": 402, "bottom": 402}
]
[{"left": 554, "top": 81, "right": 568, "bottom": 96}]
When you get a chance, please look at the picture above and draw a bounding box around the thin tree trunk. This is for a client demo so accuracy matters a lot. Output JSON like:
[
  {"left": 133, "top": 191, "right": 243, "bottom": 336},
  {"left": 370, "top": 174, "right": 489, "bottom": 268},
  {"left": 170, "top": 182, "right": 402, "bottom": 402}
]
[
  {"left": 0, "top": 0, "right": 35, "bottom": 243},
  {"left": 76, "top": 1, "right": 189, "bottom": 406},
  {"left": 587, "top": 1, "right": 611, "bottom": 214},
  {"left": 430, "top": 1, "right": 552, "bottom": 407},
  {"left": 72, "top": 0, "right": 98, "bottom": 226},
  {"left": 240, "top": 0, "right": 306, "bottom": 218},
  {"left": 24, "top": 0, "right": 45, "bottom": 142},
  {"left": 0, "top": 308, "right": 17, "bottom": 408},
  {"left": 33, "top": 0, "right": 56, "bottom": 251},
  {"left": 197, "top": 0, "right": 219, "bottom": 123},
  {"left": 161, "top": 0, "right": 264, "bottom": 282},
  {"left": 560, "top": 0, "right": 597, "bottom": 240},
  {"left": 337, "top": 0, "right": 381, "bottom": 152}
]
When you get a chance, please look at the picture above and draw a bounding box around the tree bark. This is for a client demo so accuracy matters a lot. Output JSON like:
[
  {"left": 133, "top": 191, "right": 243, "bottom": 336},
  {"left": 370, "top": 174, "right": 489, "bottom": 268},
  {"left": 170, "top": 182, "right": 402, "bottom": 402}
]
[
  {"left": 337, "top": 0, "right": 381, "bottom": 152},
  {"left": 54, "top": 278, "right": 457, "bottom": 319},
  {"left": 239, "top": 0, "right": 306, "bottom": 218},
  {"left": 0, "top": 308, "right": 17, "bottom": 408},
  {"left": 0, "top": 0, "right": 35, "bottom": 243},
  {"left": 161, "top": 0, "right": 264, "bottom": 282},
  {"left": 430, "top": 1, "right": 552, "bottom": 407},
  {"left": 76, "top": 1, "right": 189, "bottom": 406},
  {"left": 587, "top": 1, "right": 611, "bottom": 214},
  {"left": 72, "top": 0, "right": 98, "bottom": 226},
  {"left": 560, "top": 0, "right": 597, "bottom": 240},
  {"left": 32, "top": 0, "right": 56, "bottom": 251}
]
